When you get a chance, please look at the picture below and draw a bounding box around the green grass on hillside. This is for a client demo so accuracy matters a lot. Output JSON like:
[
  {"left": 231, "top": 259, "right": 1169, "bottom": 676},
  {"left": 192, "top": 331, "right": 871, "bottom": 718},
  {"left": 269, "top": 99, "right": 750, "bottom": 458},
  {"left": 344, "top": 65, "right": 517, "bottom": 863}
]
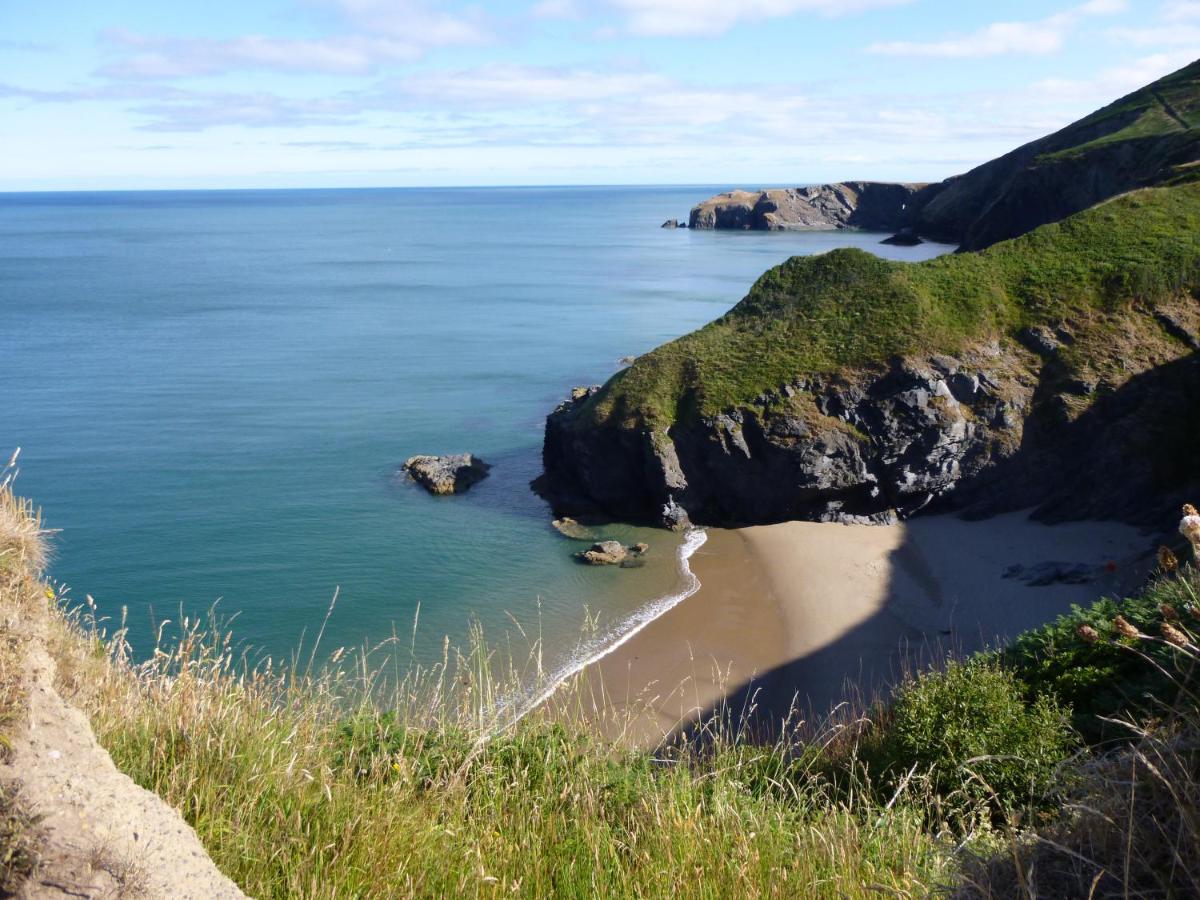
[
  {"left": 3, "top": 473, "right": 1200, "bottom": 897},
  {"left": 1040, "top": 59, "right": 1199, "bottom": 159},
  {"left": 588, "top": 183, "right": 1200, "bottom": 427}
]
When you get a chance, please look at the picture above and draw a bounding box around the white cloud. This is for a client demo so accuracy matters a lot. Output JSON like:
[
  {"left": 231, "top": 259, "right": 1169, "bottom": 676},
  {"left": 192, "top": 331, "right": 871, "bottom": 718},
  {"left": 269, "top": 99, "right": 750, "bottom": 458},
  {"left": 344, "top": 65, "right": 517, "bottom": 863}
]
[
  {"left": 1163, "top": 0, "right": 1200, "bottom": 20},
  {"left": 97, "top": 2, "right": 492, "bottom": 79},
  {"left": 1030, "top": 51, "right": 1196, "bottom": 102},
  {"left": 868, "top": 0, "right": 1127, "bottom": 58},
  {"left": 99, "top": 32, "right": 432, "bottom": 78},
  {"left": 531, "top": 0, "right": 583, "bottom": 19},
  {"left": 1110, "top": 23, "right": 1200, "bottom": 45},
  {"left": 606, "top": 0, "right": 913, "bottom": 38}
]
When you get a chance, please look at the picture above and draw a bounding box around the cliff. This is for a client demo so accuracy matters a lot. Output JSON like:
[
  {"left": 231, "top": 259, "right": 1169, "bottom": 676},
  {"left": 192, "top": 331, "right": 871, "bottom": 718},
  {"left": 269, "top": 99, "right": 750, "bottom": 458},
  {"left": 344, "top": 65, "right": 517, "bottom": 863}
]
[
  {"left": 539, "top": 180, "right": 1200, "bottom": 528},
  {"left": 688, "top": 60, "right": 1200, "bottom": 251},
  {"left": 688, "top": 182, "right": 926, "bottom": 232}
]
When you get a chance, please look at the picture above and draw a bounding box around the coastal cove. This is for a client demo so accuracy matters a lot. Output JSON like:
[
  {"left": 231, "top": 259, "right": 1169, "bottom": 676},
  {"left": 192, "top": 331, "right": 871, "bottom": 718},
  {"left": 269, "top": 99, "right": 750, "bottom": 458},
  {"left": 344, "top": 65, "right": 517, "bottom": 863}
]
[{"left": 1, "top": 185, "right": 952, "bottom": 671}]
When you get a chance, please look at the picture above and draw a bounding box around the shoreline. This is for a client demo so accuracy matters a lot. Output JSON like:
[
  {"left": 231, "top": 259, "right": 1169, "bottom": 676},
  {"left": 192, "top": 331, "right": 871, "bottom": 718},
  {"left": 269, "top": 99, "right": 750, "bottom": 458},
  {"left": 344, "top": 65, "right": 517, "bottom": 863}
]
[{"left": 572, "top": 510, "right": 1153, "bottom": 747}]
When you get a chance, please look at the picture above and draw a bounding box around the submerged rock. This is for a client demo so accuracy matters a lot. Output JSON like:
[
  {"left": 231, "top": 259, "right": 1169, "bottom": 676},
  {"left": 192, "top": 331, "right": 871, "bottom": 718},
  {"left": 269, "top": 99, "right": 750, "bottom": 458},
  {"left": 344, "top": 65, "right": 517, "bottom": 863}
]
[
  {"left": 403, "top": 454, "right": 491, "bottom": 495},
  {"left": 551, "top": 517, "right": 597, "bottom": 541}
]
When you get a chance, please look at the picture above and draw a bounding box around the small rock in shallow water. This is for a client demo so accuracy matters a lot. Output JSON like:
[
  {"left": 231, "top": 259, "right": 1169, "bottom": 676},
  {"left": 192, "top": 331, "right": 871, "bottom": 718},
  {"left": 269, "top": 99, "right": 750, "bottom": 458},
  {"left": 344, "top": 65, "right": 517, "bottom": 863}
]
[
  {"left": 575, "top": 540, "right": 628, "bottom": 565},
  {"left": 631, "top": 542, "right": 649, "bottom": 555},
  {"left": 403, "top": 454, "right": 491, "bottom": 495}
]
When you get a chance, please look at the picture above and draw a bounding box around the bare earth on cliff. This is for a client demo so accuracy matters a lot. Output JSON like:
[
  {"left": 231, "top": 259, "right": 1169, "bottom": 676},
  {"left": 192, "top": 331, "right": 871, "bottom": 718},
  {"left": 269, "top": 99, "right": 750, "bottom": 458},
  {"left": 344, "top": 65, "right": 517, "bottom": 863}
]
[{"left": 1, "top": 593, "right": 244, "bottom": 898}]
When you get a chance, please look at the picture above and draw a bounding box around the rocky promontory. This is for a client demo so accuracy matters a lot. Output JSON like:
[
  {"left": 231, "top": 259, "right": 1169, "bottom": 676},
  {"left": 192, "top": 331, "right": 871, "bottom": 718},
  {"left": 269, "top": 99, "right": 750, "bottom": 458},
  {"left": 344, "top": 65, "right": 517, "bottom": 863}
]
[
  {"left": 539, "top": 62, "right": 1200, "bottom": 532},
  {"left": 688, "top": 182, "right": 926, "bottom": 232},
  {"left": 686, "top": 62, "right": 1200, "bottom": 250}
]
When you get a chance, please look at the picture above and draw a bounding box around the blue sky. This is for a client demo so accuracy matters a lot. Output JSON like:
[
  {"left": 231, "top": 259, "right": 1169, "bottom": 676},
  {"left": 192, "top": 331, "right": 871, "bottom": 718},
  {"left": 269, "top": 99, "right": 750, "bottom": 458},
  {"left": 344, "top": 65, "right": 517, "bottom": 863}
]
[{"left": 0, "top": 0, "right": 1196, "bottom": 190}]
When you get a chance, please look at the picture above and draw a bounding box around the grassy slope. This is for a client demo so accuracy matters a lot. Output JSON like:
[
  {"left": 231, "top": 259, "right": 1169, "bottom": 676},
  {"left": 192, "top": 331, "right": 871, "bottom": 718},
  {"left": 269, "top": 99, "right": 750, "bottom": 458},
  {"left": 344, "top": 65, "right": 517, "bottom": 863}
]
[
  {"left": 3, "top": 477, "right": 1199, "bottom": 897},
  {"left": 1042, "top": 59, "right": 1199, "bottom": 159},
  {"left": 588, "top": 182, "right": 1200, "bottom": 428}
]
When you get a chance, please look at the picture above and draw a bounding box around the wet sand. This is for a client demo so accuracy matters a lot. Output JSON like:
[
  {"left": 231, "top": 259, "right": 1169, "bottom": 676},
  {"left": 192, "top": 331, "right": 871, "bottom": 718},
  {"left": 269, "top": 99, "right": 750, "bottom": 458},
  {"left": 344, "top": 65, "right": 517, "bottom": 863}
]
[{"left": 577, "top": 511, "right": 1151, "bottom": 747}]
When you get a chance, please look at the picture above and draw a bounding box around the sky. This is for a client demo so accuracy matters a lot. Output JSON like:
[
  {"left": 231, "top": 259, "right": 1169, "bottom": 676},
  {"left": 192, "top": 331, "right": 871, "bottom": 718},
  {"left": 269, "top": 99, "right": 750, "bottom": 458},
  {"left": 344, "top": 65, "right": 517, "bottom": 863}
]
[{"left": 0, "top": 0, "right": 1196, "bottom": 190}]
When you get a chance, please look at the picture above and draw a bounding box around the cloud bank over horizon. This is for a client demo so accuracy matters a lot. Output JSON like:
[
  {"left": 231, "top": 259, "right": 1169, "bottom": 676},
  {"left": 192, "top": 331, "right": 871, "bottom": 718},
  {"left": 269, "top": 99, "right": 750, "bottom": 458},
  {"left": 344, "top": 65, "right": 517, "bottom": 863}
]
[{"left": 0, "top": 0, "right": 1193, "bottom": 190}]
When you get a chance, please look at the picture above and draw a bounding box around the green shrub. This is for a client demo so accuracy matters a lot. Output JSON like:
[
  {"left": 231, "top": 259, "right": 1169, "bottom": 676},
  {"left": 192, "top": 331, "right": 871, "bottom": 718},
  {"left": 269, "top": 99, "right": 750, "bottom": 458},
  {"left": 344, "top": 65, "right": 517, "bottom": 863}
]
[
  {"left": 1002, "top": 570, "right": 1200, "bottom": 742},
  {"left": 869, "top": 659, "right": 1074, "bottom": 824}
]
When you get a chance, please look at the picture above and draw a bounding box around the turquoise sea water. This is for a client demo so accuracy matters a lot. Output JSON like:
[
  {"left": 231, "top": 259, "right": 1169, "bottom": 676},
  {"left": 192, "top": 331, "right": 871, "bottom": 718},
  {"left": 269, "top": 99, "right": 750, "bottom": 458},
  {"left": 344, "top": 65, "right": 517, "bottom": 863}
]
[{"left": 2, "top": 186, "right": 951, "bottom": 672}]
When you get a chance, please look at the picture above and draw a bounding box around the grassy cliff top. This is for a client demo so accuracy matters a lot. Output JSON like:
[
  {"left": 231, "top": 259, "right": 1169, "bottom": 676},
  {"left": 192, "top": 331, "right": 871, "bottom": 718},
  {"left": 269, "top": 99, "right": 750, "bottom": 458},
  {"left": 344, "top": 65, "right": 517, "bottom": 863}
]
[
  {"left": 587, "top": 182, "right": 1200, "bottom": 428},
  {"left": 1040, "top": 58, "right": 1199, "bottom": 160}
]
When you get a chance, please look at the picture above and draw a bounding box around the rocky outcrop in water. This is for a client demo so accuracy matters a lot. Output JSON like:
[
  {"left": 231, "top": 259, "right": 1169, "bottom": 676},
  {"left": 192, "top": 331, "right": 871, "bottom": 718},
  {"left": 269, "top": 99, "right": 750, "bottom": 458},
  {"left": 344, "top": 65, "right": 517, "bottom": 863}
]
[
  {"left": 689, "top": 183, "right": 926, "bottom": 232},
  {"left": 574, "top": 540, "right": 650, "bottom": 566},
  {"left": 403, "top": 454, "right": 491, "bottom": 495}
]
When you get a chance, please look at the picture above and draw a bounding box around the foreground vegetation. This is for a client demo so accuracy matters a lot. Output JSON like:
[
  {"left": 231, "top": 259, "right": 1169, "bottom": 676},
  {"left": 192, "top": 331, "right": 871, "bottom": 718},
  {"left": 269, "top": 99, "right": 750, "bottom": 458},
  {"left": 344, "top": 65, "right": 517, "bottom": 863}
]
[
  {"left": 590, "top": 181, "right": 1200, "bottom": 426},
  {"left": 3, "top": 467, "right": 1199, "bottom": 898}
]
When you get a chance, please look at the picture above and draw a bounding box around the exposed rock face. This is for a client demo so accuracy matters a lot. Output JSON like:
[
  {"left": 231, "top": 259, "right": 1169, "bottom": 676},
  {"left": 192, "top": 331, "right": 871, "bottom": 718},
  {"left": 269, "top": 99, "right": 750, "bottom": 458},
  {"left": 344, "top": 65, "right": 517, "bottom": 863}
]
[
  {"left": 403, "top": 454, "right": 491, "bottom": 495},
  {"left": 661, "top": 219, "right": 680, "bottom": 229},
  {"left": 538, "top": 315, "right": 1200, "bottom": 529},
  {"left": 689, "top": 182, "right": 926, "bottom": 232}
]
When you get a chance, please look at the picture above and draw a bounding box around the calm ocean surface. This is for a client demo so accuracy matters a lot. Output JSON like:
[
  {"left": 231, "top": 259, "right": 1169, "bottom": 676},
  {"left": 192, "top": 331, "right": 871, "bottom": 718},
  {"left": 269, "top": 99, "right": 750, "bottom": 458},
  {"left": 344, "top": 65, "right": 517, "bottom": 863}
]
[{"left": 2, "top": 186, "right": 951, "bottom": 672}]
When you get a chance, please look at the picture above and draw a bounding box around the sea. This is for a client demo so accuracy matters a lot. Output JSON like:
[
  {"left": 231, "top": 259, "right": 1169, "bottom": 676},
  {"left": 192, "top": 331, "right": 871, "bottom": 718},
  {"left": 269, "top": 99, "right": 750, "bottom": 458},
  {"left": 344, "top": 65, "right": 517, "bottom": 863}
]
[{"left": 1, "top": 186, "right": 952, "bottom": 682}]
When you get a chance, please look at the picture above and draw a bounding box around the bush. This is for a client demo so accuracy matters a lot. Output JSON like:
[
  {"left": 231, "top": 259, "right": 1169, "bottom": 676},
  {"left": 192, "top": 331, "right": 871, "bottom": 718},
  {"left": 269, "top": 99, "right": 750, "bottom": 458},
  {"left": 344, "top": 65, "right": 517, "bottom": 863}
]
[
  {"left": 869, "top": 659, "right": 1075, "bottom": 824},
  {"left": 1002, "top": 570, "right": 1200, "bottom": 742}
]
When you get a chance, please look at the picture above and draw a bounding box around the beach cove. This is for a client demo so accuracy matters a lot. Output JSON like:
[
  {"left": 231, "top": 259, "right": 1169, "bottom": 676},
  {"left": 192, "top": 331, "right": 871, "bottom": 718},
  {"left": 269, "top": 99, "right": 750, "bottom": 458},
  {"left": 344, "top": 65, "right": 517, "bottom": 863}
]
[{"left": 577, "top": 511, "right": 1153, "bottom": 747}]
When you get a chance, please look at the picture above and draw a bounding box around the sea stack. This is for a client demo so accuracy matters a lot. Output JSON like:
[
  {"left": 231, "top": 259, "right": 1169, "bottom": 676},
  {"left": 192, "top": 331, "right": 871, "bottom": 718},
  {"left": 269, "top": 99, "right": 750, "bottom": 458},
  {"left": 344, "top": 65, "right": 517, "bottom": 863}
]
[{"left": 403, "top": 454, "right": 491, "bottom": 495}]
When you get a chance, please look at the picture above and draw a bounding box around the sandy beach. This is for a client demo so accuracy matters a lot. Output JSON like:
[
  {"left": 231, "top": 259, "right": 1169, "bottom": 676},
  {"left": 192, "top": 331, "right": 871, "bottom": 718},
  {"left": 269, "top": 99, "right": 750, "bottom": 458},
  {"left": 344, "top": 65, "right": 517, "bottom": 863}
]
[{"left": 576, "top": 511, "right": 1153, "bottom": 747}]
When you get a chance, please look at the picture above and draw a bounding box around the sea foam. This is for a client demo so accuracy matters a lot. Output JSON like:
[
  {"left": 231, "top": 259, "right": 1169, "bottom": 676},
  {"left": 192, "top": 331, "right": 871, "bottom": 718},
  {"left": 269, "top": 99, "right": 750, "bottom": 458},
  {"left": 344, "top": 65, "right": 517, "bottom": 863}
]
[{"left": 484, "top": 527, "right": 708, "bottom": 736}]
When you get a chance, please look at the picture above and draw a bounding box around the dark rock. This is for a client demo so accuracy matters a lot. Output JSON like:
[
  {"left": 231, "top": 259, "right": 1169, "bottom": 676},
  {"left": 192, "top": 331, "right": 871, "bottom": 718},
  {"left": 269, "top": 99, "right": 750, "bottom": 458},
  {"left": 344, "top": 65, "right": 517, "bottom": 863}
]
[
  {"left": 1017, "top": 326, "right": 1062, "bottom": 356},
  {"left": 1156, "top": 309, "right": 1200, "bottom": 349},
  {"left": 575, "top": 540, "right": 628, "bottom": 565},
  {"left": 662, "top": 496, "right": 692, "bottom": 530},
  {"left": 881, "top": 227, "right": 923, "bottom": 246},
  {"left": 403, "top": 454, "right": 491, "bottom": 495},
  {"left": 1003, "top": 561, "right": 1095, "bottom": 586},
  {"left": 537, "top": 331, "right": 1200, "bottom": 531},
  {"left": 661, "top": 219, "right": 679, "bottom": 229}
]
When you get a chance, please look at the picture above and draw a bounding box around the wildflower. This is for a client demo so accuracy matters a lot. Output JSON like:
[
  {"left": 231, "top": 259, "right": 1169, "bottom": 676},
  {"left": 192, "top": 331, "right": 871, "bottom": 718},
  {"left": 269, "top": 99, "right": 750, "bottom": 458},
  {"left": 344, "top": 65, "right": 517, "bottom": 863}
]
[
  {"left": 1114, "top": 615, "right": 1140, "bottom": 640},
  {"left": 1158, "top": 546, "right": 1180, "bottom": 573},
  {"left": 1181, "top": 504, "right": 1200, "bottom": 559},
  {"left": 1076, "top": 624, "right": 1100, "bottom": 644},
  {"left": 1162, "top": 622, "right": 1190, "bottom": 648},
  {"left": 43, "top": 586, "right": 55, "bottom": 601},
  {"left": 1160, "top": 602, "right": 1180, "bottom": 621}
]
